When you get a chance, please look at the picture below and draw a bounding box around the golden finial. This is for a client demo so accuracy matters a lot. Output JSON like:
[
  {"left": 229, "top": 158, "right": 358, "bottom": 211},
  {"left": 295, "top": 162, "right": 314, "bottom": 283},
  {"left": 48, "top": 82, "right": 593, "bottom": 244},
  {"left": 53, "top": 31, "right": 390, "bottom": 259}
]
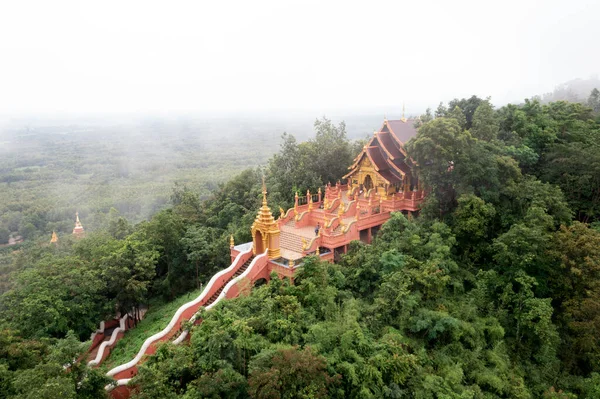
[
  {"left": 384, "top": 113, "right": 387, "bottom": 122},
  {"left": 50, "top": 231, "right": 58, "bottom": 244},
  {"left": 373, "top": 130, "right": 377, "bottom": 136},
  {"left": 301, "top": 238, "right": 308, "bottom": 251},
  {"left": 401, "top": 103, "right": 407, "bottom": 122},
  {"left": 316, "top": 247, "right": 320, "bottom": 255},
  {"left": 289, "top": 258, "right": 295, "bottom": 267},
  {"left": 261, "top": 176, "right": 268, "bottom": 207},
  {"left": 230, "top": 235, "right": 235, "bottom": 248},
  {"left": 307, "top": 189, "right": 310, "bottom": 197},
  {"left": 308, "top": 198, "right": 313, "bottom": 211},
  {"left": 279, "top": 207, "right": 285, "bottom": 219}
]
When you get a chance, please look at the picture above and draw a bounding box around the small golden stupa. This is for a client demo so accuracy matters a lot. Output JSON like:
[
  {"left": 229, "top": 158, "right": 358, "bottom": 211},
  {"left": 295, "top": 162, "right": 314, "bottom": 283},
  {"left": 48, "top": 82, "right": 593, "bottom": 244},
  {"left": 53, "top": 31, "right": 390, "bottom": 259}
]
[{"left": 72, "top": 212, "right": 85, "bottom": 238}]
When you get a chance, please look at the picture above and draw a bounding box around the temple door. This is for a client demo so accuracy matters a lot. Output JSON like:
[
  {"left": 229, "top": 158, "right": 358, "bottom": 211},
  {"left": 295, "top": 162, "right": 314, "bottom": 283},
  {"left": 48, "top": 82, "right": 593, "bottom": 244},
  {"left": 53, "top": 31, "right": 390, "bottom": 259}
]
[
  {"left": 363, "top": 174, "right": 373, "bottom": 191},
  {"left": 254, "top": 230, "right": 264, "bottom": 254}
]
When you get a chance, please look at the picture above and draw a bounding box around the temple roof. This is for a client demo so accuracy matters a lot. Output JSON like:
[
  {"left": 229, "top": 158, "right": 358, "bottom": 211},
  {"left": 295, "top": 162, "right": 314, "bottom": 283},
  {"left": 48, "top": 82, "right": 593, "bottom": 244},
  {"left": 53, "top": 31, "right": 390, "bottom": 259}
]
[
  {"left": 387, "top": 119, "right": 418, "bottom": 144},
  {"left": 344, "top": 119, "right": 418, "bottom": 184}
]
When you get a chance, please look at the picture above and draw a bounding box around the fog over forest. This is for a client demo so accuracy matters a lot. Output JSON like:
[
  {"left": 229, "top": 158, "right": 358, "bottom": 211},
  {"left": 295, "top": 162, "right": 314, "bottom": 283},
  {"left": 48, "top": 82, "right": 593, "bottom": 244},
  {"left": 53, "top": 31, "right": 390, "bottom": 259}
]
[{"left": 2, "top": 1, "right": 600, "bottom": 398}]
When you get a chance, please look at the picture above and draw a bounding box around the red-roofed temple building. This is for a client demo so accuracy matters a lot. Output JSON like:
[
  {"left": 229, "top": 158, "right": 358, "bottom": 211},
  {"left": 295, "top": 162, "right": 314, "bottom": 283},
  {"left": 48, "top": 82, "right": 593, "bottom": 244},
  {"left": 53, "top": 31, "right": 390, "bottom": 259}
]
[{"left": 230, "top": 117, "right": 425, "bottom": 277}]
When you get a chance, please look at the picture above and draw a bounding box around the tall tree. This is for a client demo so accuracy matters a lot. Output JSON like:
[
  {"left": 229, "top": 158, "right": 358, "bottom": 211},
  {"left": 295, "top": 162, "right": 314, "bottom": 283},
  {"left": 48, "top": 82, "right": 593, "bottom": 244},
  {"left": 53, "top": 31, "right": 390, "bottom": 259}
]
[
  {"left": 448, "top": 95, "right": 484, "bottom": 129},
  {"left": 447, "top": 105, "right": 467, "bottom": 130},
  {"left": 587, "top": 88, "right": 600, "bottom": 113},
  {"left": 471, "top": 99, "right": 499, "bottom": 141}
]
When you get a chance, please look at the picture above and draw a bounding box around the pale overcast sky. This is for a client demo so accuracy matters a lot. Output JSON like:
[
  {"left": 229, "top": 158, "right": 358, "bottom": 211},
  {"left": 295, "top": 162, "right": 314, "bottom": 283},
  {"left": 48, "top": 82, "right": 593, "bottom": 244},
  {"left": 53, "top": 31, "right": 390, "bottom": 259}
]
[{"left": 0, "top": 0, "right": 599, "bottom": 116}]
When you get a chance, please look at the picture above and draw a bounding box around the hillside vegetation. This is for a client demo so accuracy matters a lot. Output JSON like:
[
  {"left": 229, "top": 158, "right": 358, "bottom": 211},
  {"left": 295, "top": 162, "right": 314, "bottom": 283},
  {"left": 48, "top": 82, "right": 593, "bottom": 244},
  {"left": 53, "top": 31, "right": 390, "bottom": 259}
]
[{"left": 1, "top": 96, "right": 600, "bottom": 398}]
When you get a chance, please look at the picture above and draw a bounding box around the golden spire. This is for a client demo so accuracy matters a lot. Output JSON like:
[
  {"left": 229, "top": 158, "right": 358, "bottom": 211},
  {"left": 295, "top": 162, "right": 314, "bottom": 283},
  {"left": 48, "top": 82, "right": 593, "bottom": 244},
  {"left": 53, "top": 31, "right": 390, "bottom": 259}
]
[
  {"left": 251, "top": 178, "right": 281, "bottom": 259},
  {"left": 50, "top": 231, "right": 58, "bottom": 244},
  {"left": 401, "top": 103, "right": 407, "bottom": 122},
  {"left": 261, "top": 176, "right": 268, "bottom": 207},
  {"left": 230, "top": 235, "right": 235, "bottom": 248}
]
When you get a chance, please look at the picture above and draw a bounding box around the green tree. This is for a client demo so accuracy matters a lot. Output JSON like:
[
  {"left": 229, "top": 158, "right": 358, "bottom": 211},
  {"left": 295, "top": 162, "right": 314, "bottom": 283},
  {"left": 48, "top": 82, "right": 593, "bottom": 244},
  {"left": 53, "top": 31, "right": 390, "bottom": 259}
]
[
  {"left": 1, "top": 256, "right": 110, "bottom": 339},
  {"left": 448, "top": 95, "right": 484, "bottom": 129},
  {"left": 435, "top": 102, "right": 447, "bottom": 118},
  {"left": 10, "top": 332, "right": 109, "bottom": 399},
  {"left": 248, "top": 347, "right": 335, "bottom": 399},
  {"left": 471, "top": 99, "right": 499, "bottom": 141},
  {"left": 587, "top": 88, "right": 600, "bottom": 113},
  {"left": 0, "top": 227, "right": 9, "bottom": 245},
  {"left": 181, "top": 226, "right": 225, "bottom": 290},
  {"left": 102, "top": 235, "right": 158, "bottom": 323},
  {"left": 448, "top": 105, "right": 467, "bottom": 130}
]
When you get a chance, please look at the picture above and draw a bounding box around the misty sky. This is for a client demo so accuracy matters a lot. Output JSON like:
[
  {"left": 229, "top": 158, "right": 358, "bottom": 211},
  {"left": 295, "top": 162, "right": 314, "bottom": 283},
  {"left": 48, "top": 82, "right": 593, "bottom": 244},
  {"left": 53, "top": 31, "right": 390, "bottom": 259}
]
[{"left": 1, "top": 0, "right": 599, "bottom": 116}]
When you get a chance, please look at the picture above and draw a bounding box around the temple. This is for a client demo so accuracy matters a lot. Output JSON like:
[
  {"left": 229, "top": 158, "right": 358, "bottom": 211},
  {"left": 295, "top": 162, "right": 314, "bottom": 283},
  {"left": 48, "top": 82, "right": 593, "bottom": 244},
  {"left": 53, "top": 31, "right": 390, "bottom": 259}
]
[
  {"left": 105, "top": 117, "right": 427, "bottom": 396},
  {"left": 73, "top": 212, "right": 85, "bottom": 238},
  {"left": 230, "top": 117, "right": 425, "bottom": 276}
]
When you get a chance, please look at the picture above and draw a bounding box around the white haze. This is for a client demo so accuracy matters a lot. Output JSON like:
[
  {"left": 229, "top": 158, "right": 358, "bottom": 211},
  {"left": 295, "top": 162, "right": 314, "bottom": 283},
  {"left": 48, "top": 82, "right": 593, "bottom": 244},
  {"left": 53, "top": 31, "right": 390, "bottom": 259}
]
[{"left": 0, "top": 0, "right": 599, "bottom": 117}]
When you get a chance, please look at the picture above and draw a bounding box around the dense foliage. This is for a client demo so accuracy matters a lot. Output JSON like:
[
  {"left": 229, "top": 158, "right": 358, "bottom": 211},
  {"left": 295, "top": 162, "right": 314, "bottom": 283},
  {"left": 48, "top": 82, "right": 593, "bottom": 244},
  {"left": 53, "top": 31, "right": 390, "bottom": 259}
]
[{"left": 1, "top": 95, "right": 600, "bottom": 397}]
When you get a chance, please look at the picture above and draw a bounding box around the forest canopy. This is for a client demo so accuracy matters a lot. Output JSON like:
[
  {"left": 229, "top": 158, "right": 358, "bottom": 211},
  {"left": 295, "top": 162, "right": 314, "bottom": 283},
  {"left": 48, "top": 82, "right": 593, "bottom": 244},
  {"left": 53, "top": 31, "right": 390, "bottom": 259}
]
[{"left": 1, "top": 93, "right": 600, "bottom": 398}]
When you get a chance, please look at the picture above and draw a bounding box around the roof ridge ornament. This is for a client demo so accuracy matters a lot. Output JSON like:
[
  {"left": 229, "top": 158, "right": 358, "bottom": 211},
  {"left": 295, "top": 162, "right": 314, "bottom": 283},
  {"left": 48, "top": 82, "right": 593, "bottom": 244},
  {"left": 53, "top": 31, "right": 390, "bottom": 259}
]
[{"left": 401, "top": 103, "right": 407, "bottom": 122}]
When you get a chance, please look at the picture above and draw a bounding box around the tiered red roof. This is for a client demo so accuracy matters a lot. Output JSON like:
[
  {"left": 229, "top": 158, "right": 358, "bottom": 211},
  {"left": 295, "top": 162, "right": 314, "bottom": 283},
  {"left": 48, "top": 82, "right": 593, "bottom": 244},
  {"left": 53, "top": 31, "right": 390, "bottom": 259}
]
[{"left": 344, "top": 119, "right": 418, "bottom": 184}]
